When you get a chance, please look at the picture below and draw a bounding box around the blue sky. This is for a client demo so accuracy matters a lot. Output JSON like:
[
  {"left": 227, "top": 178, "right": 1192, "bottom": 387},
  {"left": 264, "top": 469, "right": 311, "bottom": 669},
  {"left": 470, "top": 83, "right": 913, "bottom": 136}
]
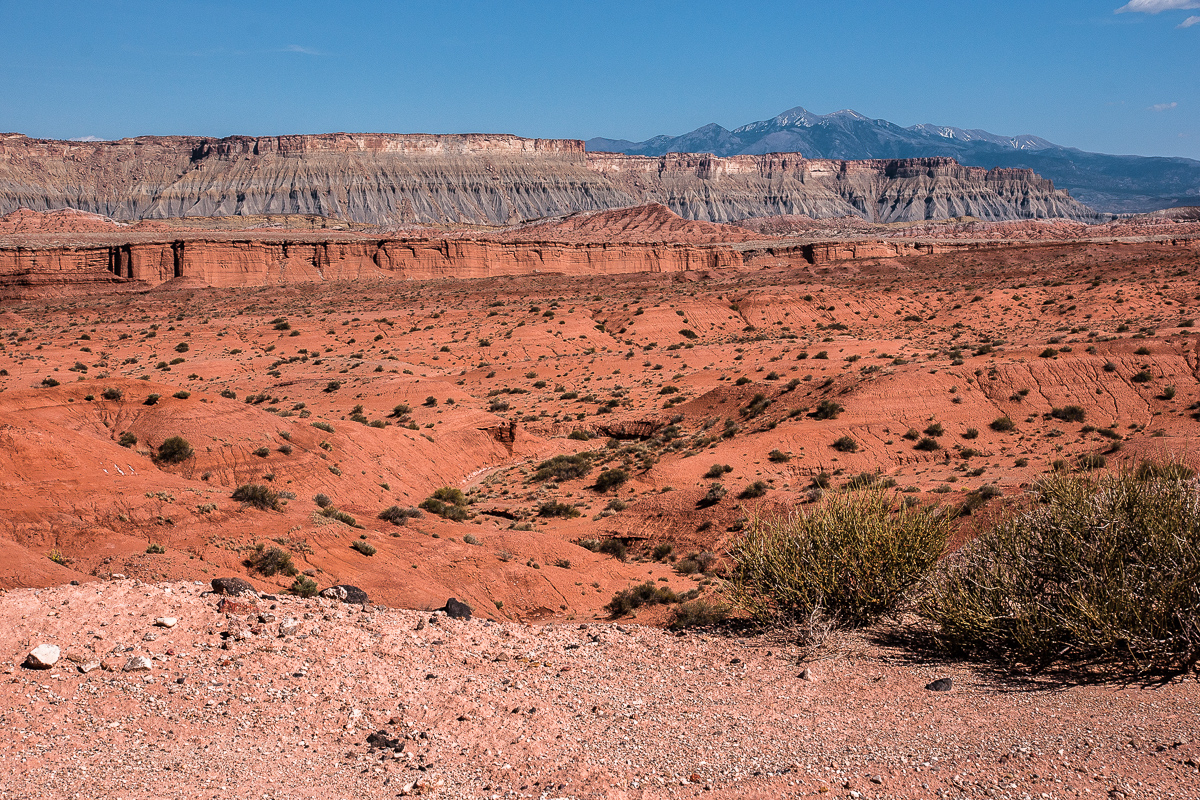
[{"left": 1, "top": 0, "right": 1197, "bottom": 159}]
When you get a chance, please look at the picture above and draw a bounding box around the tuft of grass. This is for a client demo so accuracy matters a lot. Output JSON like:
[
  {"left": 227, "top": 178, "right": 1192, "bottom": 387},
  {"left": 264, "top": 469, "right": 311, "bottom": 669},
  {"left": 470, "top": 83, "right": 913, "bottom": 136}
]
[
  {"left": 922, "top": 468, "right": 1200, "bottom": 675},
  {"left": 594, "top": 468, "right": 629, "bottom": 492},
  {"left": 1050, "top": 405, "right": 1086, "bottom": 423},
  {"left": 831, "top": 435, "right": 858, "bottom": 453},
  {"left": 538, "top": 501, "right": 581, "bottom": 519},
  {"left": 728, "top": 490, "right": 951, "bottom": 628},
  {"left": 738, "top": 481, "right": 768, "bottom": 499},
  {"left": 533, "top": 453, "right": 592, "bottom": 482},
  {"left": 420, "top": 487, "right": 471, "bottom": 521},
  {"left": 990, "top": 416, "right": 1015, "bottom": 432},
  {"left": 350, "top": 539, "right": 376, "bottom": 556},
  {"left": 669, "top": 598, "right": 731, "bottom": 630}
]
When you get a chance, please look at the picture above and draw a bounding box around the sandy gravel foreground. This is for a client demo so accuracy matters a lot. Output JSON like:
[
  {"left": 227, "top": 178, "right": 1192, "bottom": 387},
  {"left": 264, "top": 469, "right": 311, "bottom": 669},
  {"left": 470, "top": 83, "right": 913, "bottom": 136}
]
[{"left": 1, "top": 580, "right": 1197, "bottom": 800}]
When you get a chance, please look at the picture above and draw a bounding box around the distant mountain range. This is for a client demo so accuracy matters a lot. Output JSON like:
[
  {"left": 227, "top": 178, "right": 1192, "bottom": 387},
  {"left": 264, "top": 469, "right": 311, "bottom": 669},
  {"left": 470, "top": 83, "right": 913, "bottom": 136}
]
[{"left": 586, "top": 107, "right": 1200, "bottom": 214}]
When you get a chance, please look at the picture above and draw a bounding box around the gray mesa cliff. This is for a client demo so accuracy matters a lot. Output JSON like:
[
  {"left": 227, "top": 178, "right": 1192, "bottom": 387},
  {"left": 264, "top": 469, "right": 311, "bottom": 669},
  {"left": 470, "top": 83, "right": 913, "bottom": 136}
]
[{"left": 0, "top": 132, "right": 1102, "bottom": 226}]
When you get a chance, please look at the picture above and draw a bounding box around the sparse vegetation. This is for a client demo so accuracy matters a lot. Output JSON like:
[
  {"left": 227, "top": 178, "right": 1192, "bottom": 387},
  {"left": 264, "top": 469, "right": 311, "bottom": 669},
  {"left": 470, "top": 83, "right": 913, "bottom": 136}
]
[
  {"left": 245, "top": 543, "right": 297, "bottom": 576},
  {"left": 232, "top": 484, "right": 280, "bottom": 511}
]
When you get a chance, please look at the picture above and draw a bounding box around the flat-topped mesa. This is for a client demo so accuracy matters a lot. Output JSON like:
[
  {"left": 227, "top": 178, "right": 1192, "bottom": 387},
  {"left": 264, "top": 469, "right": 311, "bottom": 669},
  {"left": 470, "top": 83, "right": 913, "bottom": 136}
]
[
  {"left": 0, "top": 131, "right": 1100, "bottom": 225},
  {"left": 205, "top": 133, "right": 585, "bottom": 159}
]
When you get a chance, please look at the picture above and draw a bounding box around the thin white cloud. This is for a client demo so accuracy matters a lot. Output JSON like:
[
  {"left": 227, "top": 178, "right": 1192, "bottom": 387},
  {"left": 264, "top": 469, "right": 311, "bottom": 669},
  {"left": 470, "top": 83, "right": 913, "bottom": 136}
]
[
  {"left": 1116, "top": 0, "right": 1200, "bottom": 12},
  {"left": 281, "top": 44, "right": 323, "bottom": 56},
  {"left": 1149, "top": 102, "right": 1179, "bottom": 111},
  {"left": 1179, "top": 14, "right": 1200, "bottom": 25}
]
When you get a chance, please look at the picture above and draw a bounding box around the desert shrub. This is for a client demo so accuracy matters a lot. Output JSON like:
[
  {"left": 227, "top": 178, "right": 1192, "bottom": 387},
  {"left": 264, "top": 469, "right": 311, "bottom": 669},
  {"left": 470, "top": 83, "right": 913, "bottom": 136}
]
[
  {"left": 156, "top": 436, "right": 194, "bottom": 464},
  {"left": 1039, "top": 348, "right": 1058, "bottom": 358},
  {"left": 728, "top": 490, "right": 951, "bottom": 628},
  {"left": 1133, "top": 459, "right": 1196, "bottom": 481},
  {"left": 924, "top": 422, "right": 944, "bottom": 437},
  {"left": 738, "top": 481, "right": 768, "bottom": 499},
  {"left": 102, "top": 387, "right": 123, "bottom": 401},
  {"left": 1131, "top": 370, "right": 1153, "bottom": 384},
  {"left": 311, "top": 421, "right": 335, "bottom": 433},
  {"left": 669, "top": 599, "right": 731, "bottom": 630},
  {"left": 1050, "top": 405, "right": 1086, "bottom": 423},
  {"left": 245, "top": 544, "right": 297, "bottom": 577},
  {"left": 652, "top": 543, "right": 674, "bottom": 561},
  {"left": 313, "top": 493, "right": 332, "bottom": 508},
  {"left": 962, "top": 428, "right": 979, "bottom": 440},
  {"left": 990, "top": 416, "right": 1015, "bottom": 432},
  {"left": 831, "top": 435, "right": 858, "bottom": 453},
  {"left": 580, "top": 537, "right": 628, "bottom": 561},
  {"left": 232, "top": 484, "right": 280, "bottom": 511},
  {"left": 605, "top": 581, "right": 679, "bottom": 616},
  {"left": 289, "top": 575, "right": 319, "bottom": 598},
  {"left": 704, "top": 463, "right": 733, "bottom": 479},
  {"left": 1077, "top": 452, "right": 1107, "bottom": 471},
  {"left": 921, "top": 470, "right": 1200, "bottom": 675},
  {"left": 914, "top": 437, "right": 941, "bottom": 451},
  {"left": 144, "top": 394, "right": 161, "bottom": 406},
  {"left": 252, "top": 446, "right": 270, "bottom": 458},
  {"left": 768, "top": 449, "right": 791, "bottom": 463},
  {"left": 146, "top": 543, "right": 166, "bottom": 554},
  {"left": 41, "top": 377, "right": 60, "bottom": 387},
  {"left": 378, "top": 505, "right": 421, "bottom": 525},
  {"left": 533, "top": 453, "right": 592, "bottom": 482},
  {"left": 173, "top": 390, "right": 191, "bottom": 399},
  {"left": 420, "top": 487, "right": 471, "bottom": 521},
  {"left": 697, "top": 482, "right": 727, "bottom": 508},
  {"left": 812, "top": 400, "right": 843, "bottom": 420},
  {"left": 350, "top": 539, "right": 376, "bottom": 556},
  {"left": 594, "top": 468, "right": 629, "bottom": 491},
  {"left": 118, "top": 431, "right": 138, "bottom": 448},
  {"left": 567, "top": 429, "right": 591, "bottom": 441},
  {"left": 538, "top": 501, "right": 581, "bottom": 518}
]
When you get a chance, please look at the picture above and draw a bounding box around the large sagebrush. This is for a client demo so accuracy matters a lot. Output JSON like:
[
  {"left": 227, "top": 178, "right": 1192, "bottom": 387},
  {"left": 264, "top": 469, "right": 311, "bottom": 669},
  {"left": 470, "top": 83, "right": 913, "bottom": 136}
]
[
  {"left": 728, "top": 490, "right": 951, "bottom": 628},
  {"left": 921, "top": 470, "right": 1200, "bottom": 675}
]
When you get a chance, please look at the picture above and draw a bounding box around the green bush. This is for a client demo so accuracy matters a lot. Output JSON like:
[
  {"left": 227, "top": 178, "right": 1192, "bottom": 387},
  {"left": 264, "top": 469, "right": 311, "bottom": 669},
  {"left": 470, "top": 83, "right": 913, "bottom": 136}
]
[
  {"left": 350, "top": 539, "right": 376, "bottom": 556},
  {"left": 1050, "top": 405, "right": 1086, "bottom": 423},
  {"left": 738, "top": 481, "right": 768, "bottom": 499},
  {"left": 146, "top": 543, "right": 165, "bottom": 554},
  {"left": 118, "top": 431, "right": 138, "bottom": 448},
  {"left": 533, "top": 454, "right": 592, "bottom": 482},
  {"left": 102, "top": 387, "right": 123, "bottom": 401},
  {"left": 914, "top": 437, "right": 941, "bottom": 451},
  {"left": 232, "top": 484, "right": 280, "bottom": 511},
  {"left": 245, "top": 544, "right": 297, "bottom": 577},
  {"left": 538, "top": 501, "right": 581, "bottom": 518},
  {"left": 768, "top": 449, "right": 791, "bottom": 463},
  {"left": 728, "top": 490, "right": 951, "bottom": 628},
  {"left": 378, "top": 505, "right": 421, "bottom": 525},
  {"left": 311, "top": 421, "right": 335, "bottom": 433},
  {"left": 420, "top": 487, "right": 471, "bottom": 521},
  {"left": 703, "top": 464, "right": 733, "bottom": 478},
  {"left": 812, "top": 400, "right": 843, "bottom": 420},
  {"left": 697, "top": 482, "right": 727, "bottom": 508},
  {"left": 156, "top": 436, "right": 194, "bottom": 464},
  {"left": 831, "top": 435, "right": 858, "bottom": 453},
  {"left": 990, "top": 416, "right": 1015, "bottom": 432},
  {"left": 320, "top": 506, "right": 358, "bottom": 527},
  {"left": 289, "top": 575, "right": 319, "bottom": 598},
  {"left": 921, "top": 470, "right": 1200, "bottom": 675},
  {"left": 594, "top": 468, "right": 629, "bottom": 491},
  {"left": 605, "top": 581, "right": 679, "bottom": 616}
]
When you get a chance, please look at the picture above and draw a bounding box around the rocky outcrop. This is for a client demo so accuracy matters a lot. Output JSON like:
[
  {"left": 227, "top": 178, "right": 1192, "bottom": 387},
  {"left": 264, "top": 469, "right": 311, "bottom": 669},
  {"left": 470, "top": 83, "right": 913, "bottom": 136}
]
[{"left": 0, "top": 132, "right": 1101, "bottom": 225}]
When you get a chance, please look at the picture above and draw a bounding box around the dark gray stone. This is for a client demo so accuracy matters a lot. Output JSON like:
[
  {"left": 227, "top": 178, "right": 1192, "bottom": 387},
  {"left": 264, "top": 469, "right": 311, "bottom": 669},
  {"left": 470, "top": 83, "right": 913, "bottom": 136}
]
[
  {"left": 320, "top": 585, "right": 369, "bottom": 605},
  {"left": 211, "top": 577, "right": 257, "bottom": 597},
  {"left": 444, "top": 597, "right": 472, "bottom": 620},
  {"left": 925, "top": 677, "right": 953, "bottom": 692},
  {"left": 366, "top": 730, "right": 402, "bottom": 751}
]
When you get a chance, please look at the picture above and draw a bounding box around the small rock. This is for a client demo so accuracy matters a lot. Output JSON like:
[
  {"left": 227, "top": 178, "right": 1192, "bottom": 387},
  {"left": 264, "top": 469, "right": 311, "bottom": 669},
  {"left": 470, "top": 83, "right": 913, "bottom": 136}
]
[
  {"left": 366, "top": 730, "right": 402, "bottom": 750},
  {"left": 211, "top": 577, "right": 257, "bottom": 597},
  {"left": 123, "top": 656, "right": 153, "bottom": 672},
  {"left": 79, "top": 661, "right": 99, "bottom": 674},
  {"left": 799, "top": 667, "right": 815, "bottom": 682},
  {"left": 154, "top": 617, "right": 178, "bottom": 628},
  {"left": 320, "top": 585, "right": 370, "bottom": 604},
  {"left": 925, "top": 677, "right": 953, "bottom": 692},
  {"left": 23, "top": 644, "right": 61, "bottom": 669},
  {"left": 278, "top": 619, "right": 302, "bottom": 637},
  {"left": 100, "top": 657, "right": 123, "bottom": 672},
  {"left": 870, "top": 775, "right": 884, "bottom": 784},
  {"left": 443, "top": 597, "right": 472, "bottom": 620}
]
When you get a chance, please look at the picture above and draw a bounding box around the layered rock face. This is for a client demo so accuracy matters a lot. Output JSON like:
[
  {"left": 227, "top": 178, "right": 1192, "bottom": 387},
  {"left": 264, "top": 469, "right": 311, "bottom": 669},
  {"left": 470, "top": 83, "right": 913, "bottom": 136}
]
[{"left": 0, "top": 133, "right": 1100, "bottom": 225}]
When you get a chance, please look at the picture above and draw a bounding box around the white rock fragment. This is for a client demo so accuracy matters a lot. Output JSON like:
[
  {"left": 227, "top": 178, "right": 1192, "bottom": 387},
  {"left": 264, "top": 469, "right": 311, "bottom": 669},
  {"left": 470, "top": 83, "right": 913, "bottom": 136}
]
[
  {"left": 24, "top": 644, "right": 60, "bottom": 669},
  {"left": 123, "top": 656, "right": 153, "bottom": 672},
  {"left": 154, "top": 617, "right": 178, "bottom": 628}
]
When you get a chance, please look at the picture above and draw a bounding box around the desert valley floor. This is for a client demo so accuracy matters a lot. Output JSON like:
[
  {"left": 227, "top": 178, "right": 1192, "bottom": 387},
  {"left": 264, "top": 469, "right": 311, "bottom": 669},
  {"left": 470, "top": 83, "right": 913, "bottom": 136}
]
[{"left": 1, "top": 208, "right": 1199, "bottom": 798}]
